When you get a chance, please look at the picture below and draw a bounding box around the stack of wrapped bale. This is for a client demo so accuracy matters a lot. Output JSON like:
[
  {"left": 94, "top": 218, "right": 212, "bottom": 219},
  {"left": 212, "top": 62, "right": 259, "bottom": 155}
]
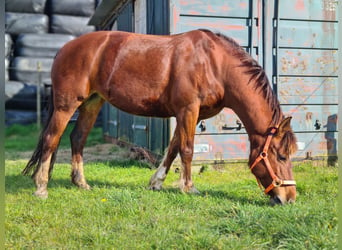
[
  {"left": 5, "top": 34, "right": 12, "bottom": 82},
  {"left": 49, "top": 0, "right": 96, "bottom": 36},
  {"left": 5, "top": 0, "right": 50, "bottom": 125},
  {"left": 5, "top": 0, "right": 97, "bottom": 125}
]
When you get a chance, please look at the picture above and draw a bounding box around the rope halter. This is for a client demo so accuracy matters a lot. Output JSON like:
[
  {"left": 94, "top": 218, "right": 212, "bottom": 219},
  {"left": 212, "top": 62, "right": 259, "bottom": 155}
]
[{"left": 249, "top": 127, "right": 296, "bottom": 194}]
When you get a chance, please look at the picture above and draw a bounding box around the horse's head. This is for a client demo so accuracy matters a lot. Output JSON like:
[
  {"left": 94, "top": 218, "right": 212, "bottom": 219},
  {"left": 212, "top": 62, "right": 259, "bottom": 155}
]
[{"left": 249, "top": 117, "right": 297, "bottom": 205}]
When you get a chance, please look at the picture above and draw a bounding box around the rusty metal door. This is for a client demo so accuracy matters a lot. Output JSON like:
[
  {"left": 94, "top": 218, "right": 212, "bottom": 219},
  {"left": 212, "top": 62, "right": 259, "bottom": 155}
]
[
  {"left": 170, "top": 0, "right": 339, "bottom": 162},
  {"left": 272, "top": 0, "right": 338, "bottom": 163}
]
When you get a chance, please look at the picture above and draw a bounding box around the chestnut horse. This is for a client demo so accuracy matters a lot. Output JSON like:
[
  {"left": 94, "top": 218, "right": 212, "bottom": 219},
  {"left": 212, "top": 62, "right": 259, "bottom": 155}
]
[{"left": 23, "top": 29, "right": 297, "bottom": 205}]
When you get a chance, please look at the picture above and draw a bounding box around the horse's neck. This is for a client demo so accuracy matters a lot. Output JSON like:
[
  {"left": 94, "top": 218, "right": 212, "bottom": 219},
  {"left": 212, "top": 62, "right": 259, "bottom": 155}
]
[
  {"left": 235, "top": 99, "right": 273, "bottom": 135},
  {"left": 225, "top": 71, "right": 278, "bottom": 140}
]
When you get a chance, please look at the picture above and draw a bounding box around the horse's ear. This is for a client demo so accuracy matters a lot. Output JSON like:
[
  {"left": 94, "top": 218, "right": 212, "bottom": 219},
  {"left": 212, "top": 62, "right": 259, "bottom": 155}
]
[
  {"left": 276, "top": 117, "right": 297, "bottom": 154},
  {"left": 276, "top": 117, "right": 293, "bottom": 137}
]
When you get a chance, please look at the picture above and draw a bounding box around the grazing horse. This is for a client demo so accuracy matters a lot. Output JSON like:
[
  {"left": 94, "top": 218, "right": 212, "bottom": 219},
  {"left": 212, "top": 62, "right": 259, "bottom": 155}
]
[{"left": 23, "top": 29, "right": 297, "bottom": 205}]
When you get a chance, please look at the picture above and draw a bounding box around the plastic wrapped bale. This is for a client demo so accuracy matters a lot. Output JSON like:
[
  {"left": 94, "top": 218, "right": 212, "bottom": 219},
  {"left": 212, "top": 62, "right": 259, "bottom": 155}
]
[
  {"left": 5, "top": 109, "right": 38, "bottom": 126},
  {"left": 5, "top": 34, "right": 12, "bottom": 81},
  {"left": 49, "top": 0, "right": 96, "bottom": 17},
  {"left": 5, "top": 0, "right": 47, "bottom": 14},
  {"left": 5, "top": 33, "right": 13, "bottom": 58},
  {"left": 10, "top": 57, "right": 53, "bottom": 84},
  {"left": 15, "top": 33, "right": 76, "bottom": 58},
  {"left": 5, "top": 81, "right": 26, "bottom": 101},
  {"left": 5, "top": 81, "right": 42, "bottom": 110},
  {"left": 50, "top": 14, "right": 96, "bottom": 35},
  {"left": 5, "top": 58, "right": 10, "bottom": 81},
  {"left": 5, "top": 12, "right": 49, "bottom": 35}
]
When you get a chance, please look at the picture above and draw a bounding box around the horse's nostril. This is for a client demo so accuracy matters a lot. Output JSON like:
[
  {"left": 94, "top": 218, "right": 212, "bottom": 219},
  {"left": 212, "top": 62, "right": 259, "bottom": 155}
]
[{"left": 270, "top": 196, "right": 283, "bottom": 206}]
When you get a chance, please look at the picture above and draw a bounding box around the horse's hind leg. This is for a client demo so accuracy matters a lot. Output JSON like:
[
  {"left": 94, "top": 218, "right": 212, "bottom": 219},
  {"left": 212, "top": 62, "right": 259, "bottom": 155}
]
[
  {"left": 149, "top": 130, "right": 179, "bottom": 190},
  {"left": 70, "top": 94, "right": 105, "bottom": 189},
  {"left": 33, "top": 109, "right": 76, "bottom": 198}
]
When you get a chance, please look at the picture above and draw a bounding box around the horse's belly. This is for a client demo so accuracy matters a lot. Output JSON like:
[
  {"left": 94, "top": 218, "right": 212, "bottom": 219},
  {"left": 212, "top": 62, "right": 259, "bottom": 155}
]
[{"left": 107, "top": 93, "right": 173, "bottom": 118}]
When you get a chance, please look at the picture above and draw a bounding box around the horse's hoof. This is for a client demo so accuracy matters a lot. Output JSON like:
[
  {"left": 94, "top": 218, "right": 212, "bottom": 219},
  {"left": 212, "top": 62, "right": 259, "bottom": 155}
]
[
  {"left": 78, "top": 183, "right": 91, "bottom": 190},
  {"left": 189, "top": 186, "right": 200, "bottom": 194},
  {"left": 181, "top": 186, "right": 200, "bottom": 194},
  {"left": 72, "top": 179, "right": 91, "bottom": 190},
  {"left": 33, "top": 190, "right": 48, "bottom": 199}
]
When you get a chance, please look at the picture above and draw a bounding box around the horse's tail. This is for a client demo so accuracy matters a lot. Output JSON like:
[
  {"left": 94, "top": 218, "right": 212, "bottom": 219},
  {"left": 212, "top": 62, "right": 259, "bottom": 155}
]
[{"left": 22, "top": 91, "right": 58, "bottom": 179}]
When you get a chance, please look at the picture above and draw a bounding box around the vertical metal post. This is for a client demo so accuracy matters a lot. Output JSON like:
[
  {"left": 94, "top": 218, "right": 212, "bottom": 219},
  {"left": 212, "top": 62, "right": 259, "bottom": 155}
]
[
  {"left": 272, "top": 0, "right": 279, "bottom": 95},
  {"left": 36, "top": 61, "right": 42, "bottom": 129},
  {"left": 263, "top": 0, "right": 276, "bottom": 84},
  {"left": 248, "top": 0, "right": 254, "bottom": 56}
]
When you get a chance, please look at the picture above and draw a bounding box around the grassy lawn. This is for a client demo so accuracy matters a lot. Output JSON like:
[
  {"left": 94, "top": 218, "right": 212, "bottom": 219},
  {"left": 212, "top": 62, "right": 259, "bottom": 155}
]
[
  {"left": 5, "top": 123, "right": 104, "bottom": 152},
  {"left": 5, "top": 125, "right": 338, "bottom": 249}
]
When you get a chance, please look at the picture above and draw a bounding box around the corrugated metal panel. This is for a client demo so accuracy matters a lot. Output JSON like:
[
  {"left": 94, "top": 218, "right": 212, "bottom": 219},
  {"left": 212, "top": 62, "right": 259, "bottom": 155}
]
[
  {"left": 132, "top": 116, "right": 149, "bottom": 148},
  {"left": 278, "top": 49, "right": 338, "bottom": 75},
  {"left": 170, "top": 0, "right": 260, "bottom": 52},
  {"left": 292, "top": 131, "right": 337, "bottom": 159},
  {"left": 275, "top": 0, "right": 339, "bottom": 161},
  {"left": 278, "top": 77, "right": 338, "bottom": 104},
  {"left": 146, "top": 0, "right": 169, "bottom": 34},
  {"left": 177, "top": 0, "right": 251, "bottom": 17},
  {"left": 108, "top": 105, "right": 118, "bottom": 138},
  {"left": 278, "top": 0, "right": 339, "bottom": 20},
  {"left": 174, "top": 16, "right": 252, "bottom": 46},
  {"left": 282, "top": 105, "right": 338, "bottom": 131},
  {"left": 170, "top": 117, "right": 250, "bottom": 161},
  {"left": 278, "top": 21, "right": 338, "bottom": 48}
]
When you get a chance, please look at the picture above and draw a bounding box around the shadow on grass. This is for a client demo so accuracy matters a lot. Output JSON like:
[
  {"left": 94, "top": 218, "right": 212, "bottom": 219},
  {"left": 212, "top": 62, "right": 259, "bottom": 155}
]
[
  {"left": 201, "top": 189, "right": 269, "bottom": 206},
  {"left": 106, "top": 159, "right": 155, "bottom": 169},
  {"left": 5, "top": 174, "right": 120, "bottom": 194},
  {"left": 6, "top": 173, "right": 269, "bottom": 206},
  {"left": 5, "top": 158, "right": 154, "bottom": 193}
]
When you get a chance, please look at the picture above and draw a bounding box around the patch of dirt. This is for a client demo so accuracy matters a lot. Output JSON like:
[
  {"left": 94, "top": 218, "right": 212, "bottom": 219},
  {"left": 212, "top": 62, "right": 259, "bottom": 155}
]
[
  {"left": 56, "top": 143, "right": 128, "bottom": 163},
  {"left": 8, "top": 143, "right": 159, "bottom": 166}
]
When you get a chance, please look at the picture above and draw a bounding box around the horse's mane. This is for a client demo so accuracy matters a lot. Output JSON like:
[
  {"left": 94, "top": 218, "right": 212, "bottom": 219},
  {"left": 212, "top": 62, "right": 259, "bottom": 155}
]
[{"left": 199, "top": 29, "right": 282, "bottom": 127}]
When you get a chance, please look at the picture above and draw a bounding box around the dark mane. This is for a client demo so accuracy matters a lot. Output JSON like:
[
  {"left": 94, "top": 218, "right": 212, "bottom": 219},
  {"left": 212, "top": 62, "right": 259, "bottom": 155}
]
[{"left": 199, "top": 29, "right": 283, "bottom": 127}]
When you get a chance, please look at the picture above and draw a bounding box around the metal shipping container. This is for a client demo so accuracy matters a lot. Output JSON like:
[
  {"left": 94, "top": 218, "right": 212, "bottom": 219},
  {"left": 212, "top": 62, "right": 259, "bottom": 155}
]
[{"left": 90, "top": 0, "right": 339, "bottom": 163}]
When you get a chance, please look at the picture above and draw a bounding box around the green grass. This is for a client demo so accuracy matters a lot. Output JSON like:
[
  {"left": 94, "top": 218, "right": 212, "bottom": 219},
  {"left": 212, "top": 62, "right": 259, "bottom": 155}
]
[
  {"left": 5, "top": 125, "right": 338, "bottom": 249},
  {"left": 5, "top": 123, "right": 104, "bottom": 152}
]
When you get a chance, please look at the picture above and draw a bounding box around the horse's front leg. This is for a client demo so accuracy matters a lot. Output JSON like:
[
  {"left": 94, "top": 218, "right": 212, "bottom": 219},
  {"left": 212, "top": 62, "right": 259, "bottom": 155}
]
[
  {"left": 176, "top": 103, "right": 200, "bottom": 194},
  {"left": 149, "top": 131, "right": 179, "bottom": 190}
]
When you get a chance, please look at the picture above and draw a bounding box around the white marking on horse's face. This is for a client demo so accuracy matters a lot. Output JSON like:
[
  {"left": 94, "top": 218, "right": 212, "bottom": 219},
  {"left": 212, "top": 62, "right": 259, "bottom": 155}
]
[{"left": 149, "top": 166, "right": 167, "bottom": 190}]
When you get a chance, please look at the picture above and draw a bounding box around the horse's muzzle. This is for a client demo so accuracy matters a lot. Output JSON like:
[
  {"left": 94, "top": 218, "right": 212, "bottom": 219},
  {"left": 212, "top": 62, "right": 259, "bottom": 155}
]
[{"left": 270, "top": 194, "right": 296, "bottom": 206}]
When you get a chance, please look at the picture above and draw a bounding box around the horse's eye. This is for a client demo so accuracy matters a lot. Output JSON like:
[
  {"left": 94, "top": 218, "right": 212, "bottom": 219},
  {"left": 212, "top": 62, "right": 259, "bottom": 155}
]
[{"left": 278, "top": 154, "right": 287, "bottom": 162}]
